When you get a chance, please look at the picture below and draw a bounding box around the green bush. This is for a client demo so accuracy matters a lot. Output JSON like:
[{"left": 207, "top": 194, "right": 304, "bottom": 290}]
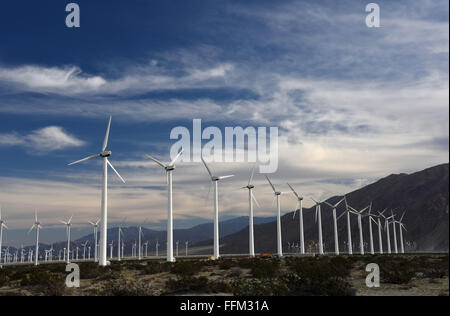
[
  {"left": 141, "top": 262, "right": 171, "bottom": 275},
  {"left": 101, "top": 279, "right": 154, "bottom": 296},
  {"left": 165, "top": 276, "right": 231, "bottom": 294},
  {"left": 231, "top": 279, "right": 288, "bottom": 296},
  {"left": 170, "top": 261, "right": 202, "bottom": 276},
  {"left": 251, "top": 259, "right": 280, "bottom": 279}
]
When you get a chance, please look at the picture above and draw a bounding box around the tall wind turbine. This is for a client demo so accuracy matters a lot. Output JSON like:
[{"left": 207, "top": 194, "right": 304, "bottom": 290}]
[
  {"left": 242, "top": 165, "right": 260, "bottom": 257},
  {"left": 380, "top": 212, "right": 394, "bottom": 254},
  {"left": 137, "top": 221, "right": 147, "bottom": 261},
  {"left": 287, "top": 184, "right": 305, "bottom": 255},
  {"left": 395, "top": 211, "right": 407, "bottom": 254},
  {"left": 324, "top": 197, "right": 346, "bottom": 255},
  {"left": 391, "top": 210, "right": 399, "bottom": 254},
  {"left": 0, "top": 206, "right": 8, "bottom": 264},
  {"left": 348, "top": 205, "right": 370, "bottom": 255},
  {"left": 202, "top": 156, "right": 234, "bottom": 260},
  {"left": 366, "top": 204, "right": 379, "bottom": 255},
  {"left": 311, "top": 197, "right": 325, "bottom": 255},
  {"left": 266, "top": 176, "right": 286, "bottom": 257},
  {"left": 68, "top": 116, "right": 126, "bottom": 266},
  {"left": 376, "top": 209, "right": 387, "bottom": 254},
  {"left": 60, "top": 215, "right": 73, "bottom": 264},
  {"left": 339, "top": 197, "right": 353, "bottom": 255},
  {"left": 88, "top": 219, "right": 100, "bottom": 262},
  {"left": 146, "top": 149, "right": 184, "bottom": 262},
  {"left": 28, "top": 210, "right": 42, "bottom": 266}
]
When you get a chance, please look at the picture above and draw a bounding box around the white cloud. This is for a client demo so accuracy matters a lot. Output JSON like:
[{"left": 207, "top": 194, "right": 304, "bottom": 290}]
[{"left": 0, "top": 126, "right": 85, "bottom": 152}]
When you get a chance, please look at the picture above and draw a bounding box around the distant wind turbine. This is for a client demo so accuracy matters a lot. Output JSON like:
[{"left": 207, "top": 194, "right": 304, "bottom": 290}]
[
  {"left": 348, "top": 204, "right": 370, "bottom": 255},
  {"left": 287, "top": 184, "right": 305, "bottom": 255},
  {"left": 394, "top": 210, "right": 407, "bottom": 254},
  {"left": 60, "top": 215, "right": 73, "bottom": 264},
  {"left": 146, "top": 149, "right": 184, "bottom": 262},
  {"left": 266, "top": 176, "right": 287, "bottom": 257},
  {"left": 202, "top": 156, "right": 234, "bottom": 260},
  {"left": 68, "top": 116, "right": 126, "bottom": 266},
  {"left": 89, "top": 219, "right": 100, "bottom": 262},
  {"left": 311, "top": 197, "right": 325, "bottom": 255},
  {"left": 324, "top": 197, "right": 346, "bottom": 255},
  {"left": 391, "top": 210, "right": 399, "bottom": 254},
  {"left": 0, "top": 206, "right": 8, "bottom": 264},
  {"left": 28, "top": 210, "right": 42, "bottom": 266},
  {"left": 242, "top": 165, "right": 260, "bottom": 257}
]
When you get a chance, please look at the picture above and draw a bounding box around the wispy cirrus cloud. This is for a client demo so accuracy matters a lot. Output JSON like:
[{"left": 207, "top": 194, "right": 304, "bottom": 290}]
[{"left": 0, "top": 126, "right": 85, "bottom": 152}]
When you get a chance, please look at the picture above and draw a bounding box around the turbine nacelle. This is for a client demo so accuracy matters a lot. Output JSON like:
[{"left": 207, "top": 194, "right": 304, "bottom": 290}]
[{"left": 100, "top": 151, "right": 112, "bottom": 158}]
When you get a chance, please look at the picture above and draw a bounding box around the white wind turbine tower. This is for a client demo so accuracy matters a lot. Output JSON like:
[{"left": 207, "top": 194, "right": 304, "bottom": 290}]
[
  {"left": 28, "top": 210, "right": 42, "bottom": 266},
  {"left": 0, "top": 206, "right": 8, "bottom": 264},
  {"left": 324, "top": 197, "right": 346, "bottom": 255},
  {"left": 185, "top": 241, "right": 189, "bottom": 256},
  {"left": 155, "top": 240, "right": 159, "bottom": 257},
  {"left": 380, "top": 212, "right": 394, "bottom": 254},
  {"left": 69, "top": 116, "right": 126, "bottom": 266},
  {"left": 146, "top": 149, "right": 184, "bottom": 262},
  {"left": 287, "top": 184, "right": 305, "bottom": 255},
  {"left": 338, "top": 197, "right": 353, "bottom": 255},
  {"left": 311, "top": 197, "right": 325, "bottom": 255},
  {"left": 202, "top": 156, "right": 234, "bottom": 260},
  {"left": 266, "top": 176, "right": 287, "bottom": 257},
  {"left": 60, "top": 215, "right": 73, "bottom": 264},
  {"left": 88, "top": 219, "right": 100, "bottom": 262},
  {"left": 348, "top": 205, "right": 370, "bottom": 255},
  {"left": 242, "top": 165, "right": 260, "bottom": 257},
  {"left": 176, "top": 240, "right": 179, "bottom": 257},
  {"left": 109, "top": 241, "right": 114, "bottom": 259}
]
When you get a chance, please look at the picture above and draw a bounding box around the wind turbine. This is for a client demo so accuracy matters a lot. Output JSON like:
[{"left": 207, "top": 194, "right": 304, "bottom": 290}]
[
  {"left": 28, "top": 210, "right": 42, "bottom": 266},
  {"left": 242, "top": 165, "right": 260, "bottom": 257},
  {"left": 337, "top": 197, "right": 353, "bottom": 255},
  {"left": 68, "top": 116, "right": 126, "bottom": 266},
  {"left": 60, "top": 215, "right": 73, "bottom": 264},
  {"left": 324, "top": 197, "right": 346, "bottom": 255},
  {"left": 286, "top": 184, "right": 305, "bottom": 255},
  {"left": 176, "top": 240, "right": 179, "bottom": 257},
  {"left": 395, "top": 211, "right": 407, "bottom": 254},
  {"left": 380, "top": 212, "right": 394, "bottom": 254},
  {"left": 391, "top": 210, "right": 399, "bottom": 254},
  {"left": 348, "top": 204, "right": 370, "bottom": 255},
  {"left": 109, "top": 241, "right": 114, "bottom": 259},
  {"left": 185, "top": 241, "right": 189, "bottom": 256},
  {"left": 88, "top": 219, "right": 100, "bottom": 262},
  {"left": 311, "top": 197, "right": 325, "bottom": 255},
  {"left": 82, "top": 241, "right": 89, "bottom": 260},
  {"left": 117, "top": 220, "right": 126, "bottom": 261},
  {"left": 0, "top": 206, "right": 8, "bottom": 264},
  {"left": 155, "top": 240, "right": 159, "bottom": 257},
  {"left": 201, "top": 156, "right": 234, "bottom": 260},
  {"left": 376, "top": 209, "right": 387, "bottom": 254},
  {"left": 266, "top": 176, "right": 287, "bottom": 257},
  {"left": 146, "top": 149, "right": 183, "bottom": 262},
  {"left": 366, "top": 204, "right": 378, "bottom": 255}
]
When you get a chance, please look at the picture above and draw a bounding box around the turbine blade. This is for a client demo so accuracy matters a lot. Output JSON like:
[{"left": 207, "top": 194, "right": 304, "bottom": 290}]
[
  {"left": 102, "top": 116, "right": 112, "bottom": 152},
  {"left": 337, "top": 212, "right": 346, "bottom": 221},
  {"left": 59, "top": 220, "right": 68, "bottom": 225},
  {"left": 1, "top": 223, "right": 8, "bottom": 230},
  {"left": 311, "top": 197, "right": 320, "bottom": 205},
  {"left": 169, "top": 149, "right": 184, "bottom": 167},
  {"left": 68, "top": 154, "right": 101, "bottom": 166},
  {"left": 107, "top": 160, "right": 126, "bottom": 183},
  {"left": 286, "top": 183, "right": 299, "bottom": 198},
  {"left": 315, "top": 207, "right": 318, "bottom": 223},
  {"left": 95, "top": 219, "right": 101, "bottom": 225},
  {"left": 201, "top": 156, "right": 213, "bottom": 178},
  {"left": 251, "top": 191, "right": 261, "bottom": 209},
  {"left": 400, "top": 211, "right": 406, "bottom": 222},
  {"left": 335, "top": 197, "right": 346, "bottom": 208},
  {"left": 324, "top": 201, "right": 333, "bottom": 208},
  {"left": 35, "top": 210, "right": 38, "bottom": 223},
  {"left": 68, "top": 215, "right": 73, "bottom": 225},
  {"left": 145, "top": 155, "right": 167, "bottom": 169},
  {"left": 28, "top": 225, "right": 35, "bottom": 234},
  {"left": 265, "top": 176, "right": 277, "bottom": 193},
  {"left": 248, "top": 164, "right": 256, "bottom": 186},
  {"left": 218, "top": 175, "right": 234, "bottom": 180}
]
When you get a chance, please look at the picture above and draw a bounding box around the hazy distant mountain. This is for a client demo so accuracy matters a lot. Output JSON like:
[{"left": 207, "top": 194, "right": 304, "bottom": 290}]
[{"left": 218, "top": 163, "right": 449, "bottom": 254}]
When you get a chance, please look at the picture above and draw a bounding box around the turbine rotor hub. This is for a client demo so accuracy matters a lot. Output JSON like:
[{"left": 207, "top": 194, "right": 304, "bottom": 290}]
[
  {"left": 165, "top": 166, "right": 175, "bottom": 171},
  {"left": 247, "top": 185, "right": 255, "bottom": 189}
]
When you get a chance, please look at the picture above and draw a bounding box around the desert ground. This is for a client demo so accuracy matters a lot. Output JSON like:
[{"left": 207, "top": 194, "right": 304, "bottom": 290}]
[{"left": 0, "top": 254, "right": 448, "bottom": 296}]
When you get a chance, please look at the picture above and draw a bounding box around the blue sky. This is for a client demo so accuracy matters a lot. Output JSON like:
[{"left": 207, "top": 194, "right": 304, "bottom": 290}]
[{"left": 0, "top": 0, "right": 448, "bottom": 246}]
